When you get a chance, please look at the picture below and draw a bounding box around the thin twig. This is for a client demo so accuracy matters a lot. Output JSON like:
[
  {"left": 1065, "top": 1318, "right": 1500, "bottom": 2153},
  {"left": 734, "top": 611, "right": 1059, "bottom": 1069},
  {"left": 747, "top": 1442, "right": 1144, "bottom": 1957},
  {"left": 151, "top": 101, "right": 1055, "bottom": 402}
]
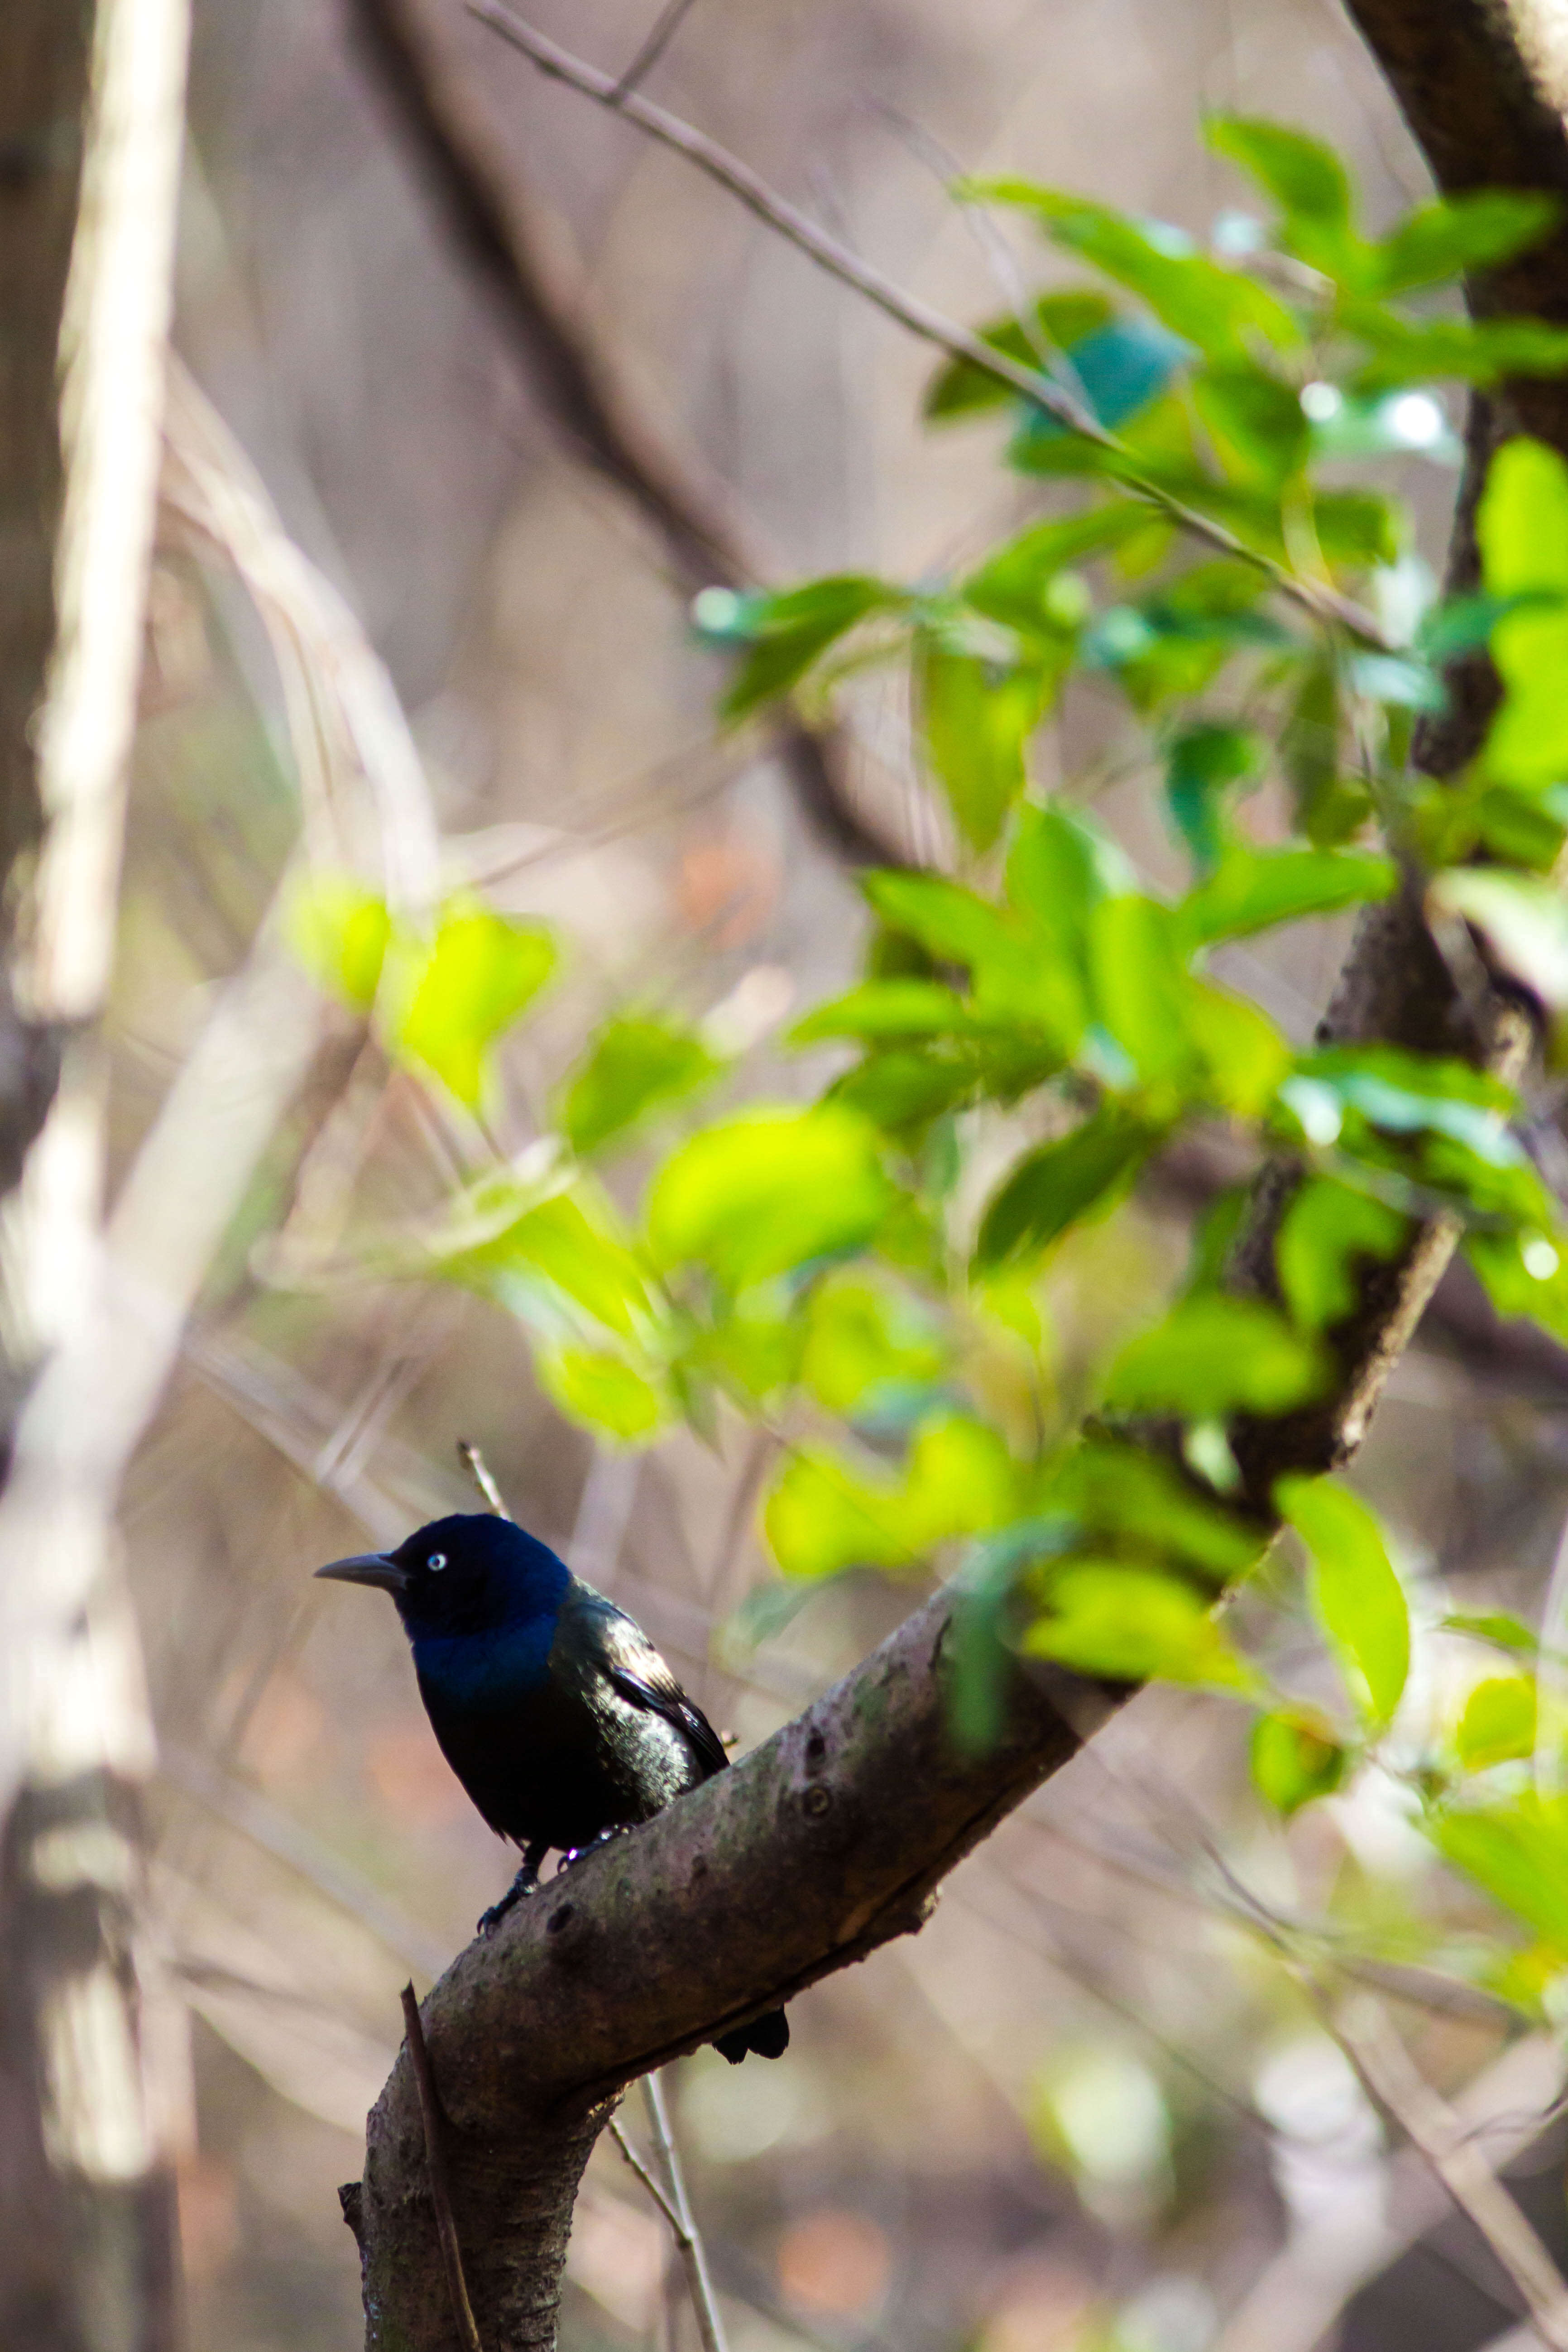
[
  {"left": 352, "top": 0, "right": 904, "bottom": 867},
  {"left": 1329, "top": 1991, "right": 1568, "bottom": 2352},
  {"left": 468, "top": 1, "right": 1392, "bottom": 652},
  {"left": 458, "top": 1438, "right": 509, "bottom": 1516},
  {"left": 613, "top": 0, "right": 702, "bottom": 98},
  {"left": 641, "top": 2070, "right": 730, "bottom": 2352},
  {"left": 400, "top": 1984, "right": 485, "bottom": 2352},
  {"left": 608, "top": 2115, "right": 686, "bottom": 2237}
]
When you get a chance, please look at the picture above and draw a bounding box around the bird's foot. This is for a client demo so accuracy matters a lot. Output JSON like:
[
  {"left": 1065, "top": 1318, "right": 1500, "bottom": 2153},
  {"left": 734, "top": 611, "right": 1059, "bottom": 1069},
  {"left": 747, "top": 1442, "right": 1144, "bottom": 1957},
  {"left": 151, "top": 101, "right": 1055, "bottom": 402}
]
[
  {"left": 478, "top": 1864, "right": 540, "bottom": 1936},
  {"left": 560, "top": 1825, "right": 629, "bottom": 1873}
]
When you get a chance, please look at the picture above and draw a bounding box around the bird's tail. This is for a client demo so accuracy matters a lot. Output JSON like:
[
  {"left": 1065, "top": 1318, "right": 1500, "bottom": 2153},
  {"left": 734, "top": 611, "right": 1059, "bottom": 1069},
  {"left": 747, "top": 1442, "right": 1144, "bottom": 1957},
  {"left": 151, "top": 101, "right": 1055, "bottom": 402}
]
[{"left": 713, "top": 2007, "right": 789, "bottom": 2065}]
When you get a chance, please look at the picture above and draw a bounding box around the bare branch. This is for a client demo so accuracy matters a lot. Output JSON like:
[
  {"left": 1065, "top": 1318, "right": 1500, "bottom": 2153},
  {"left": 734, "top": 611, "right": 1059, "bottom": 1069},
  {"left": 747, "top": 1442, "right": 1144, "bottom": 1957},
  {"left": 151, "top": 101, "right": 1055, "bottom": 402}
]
[
  {"left": 612, "top": 0, "right": 704, "bottom": 100},
  {"left": 1330, "top": 1993, "right": 1568, "bottom": 2352},
  {"left": 402, "top": 1983, "right": 487, "bottom": 2352},
  {"left": 458, "top": 1437, "right": 508, "bottom": 1516},
  {"left": 643, "top": 2071, "right": 730, "bottom": 2352},
  {"left": 349, "top": 0, "right": 906, "bottom": 867},
  {"left": 468, "top": 2, "right": 1393, "bottom": 651}
]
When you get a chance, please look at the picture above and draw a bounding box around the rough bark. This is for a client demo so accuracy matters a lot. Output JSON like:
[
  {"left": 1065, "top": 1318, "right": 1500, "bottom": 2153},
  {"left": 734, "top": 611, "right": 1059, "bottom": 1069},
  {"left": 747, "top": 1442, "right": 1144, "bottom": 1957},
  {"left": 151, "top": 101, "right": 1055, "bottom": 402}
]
[
  {"left": 349, "top": 5, "right": 1568, "bottom": 2344},
  {"left": 354, "top": 1600, "right": 1094, "bottom": 2350}
]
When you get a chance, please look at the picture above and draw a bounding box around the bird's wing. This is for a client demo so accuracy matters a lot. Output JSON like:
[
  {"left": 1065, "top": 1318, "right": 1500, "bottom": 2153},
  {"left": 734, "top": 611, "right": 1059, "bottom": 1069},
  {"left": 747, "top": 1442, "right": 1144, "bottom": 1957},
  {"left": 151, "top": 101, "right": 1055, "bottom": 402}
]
[{"left": 573, "top": 1591, "right": 729, "bottom": 1778}]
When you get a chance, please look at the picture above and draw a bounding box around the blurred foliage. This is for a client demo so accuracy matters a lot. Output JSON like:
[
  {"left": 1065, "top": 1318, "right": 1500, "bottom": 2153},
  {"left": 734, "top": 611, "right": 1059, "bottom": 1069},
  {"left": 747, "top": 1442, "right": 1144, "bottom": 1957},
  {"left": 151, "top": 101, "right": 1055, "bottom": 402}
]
[{"left": 290, "top": 120, "right": 1568, "bottom": 2028}]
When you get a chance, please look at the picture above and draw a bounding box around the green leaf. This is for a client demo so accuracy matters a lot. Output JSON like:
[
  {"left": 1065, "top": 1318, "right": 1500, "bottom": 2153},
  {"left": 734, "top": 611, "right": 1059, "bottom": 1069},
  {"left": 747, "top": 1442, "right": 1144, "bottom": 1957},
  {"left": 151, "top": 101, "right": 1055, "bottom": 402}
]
[
  {"left": 1426, "top": 1795, "right": 1568, "bottom": 1947},
  {"left": 287, "top": 873, "right": 392, "bottom": 1011},
  {"left": 1088, "top": 895, "right": 1194, "bottom": 1082},
  {"left": 968, "top": 180, "right": 1300, "bottom": 358},
  {"left": 1193, "top": 362, "right": 1310, "bottom": 486},
  {"left": 1347, "top": 311, "right": 1568, "bottom": 393},
  {"left": 1022, "top": 1563, "right": 1256, "bottom": 1689},
  {"left": 975, "top": 1107, "right": 1161, "bottom": 1269},
  {"left": 1429, "top": 870, "right": 1568, "bottom": 1011},
  {"left": 1276, "top": 1177, "right": 1408, "bottom": 1331},
  {"left": 961, "top": 505, "right": 1148, "bottom": 636},
  {"left": 1480, "top": 438, "right": 1568, "bottom": 595},
  {"left": 791, "top": 979, "right": 972, "bottom": 1044},
  {"left": 1277, "top": 1473, "right": 1409, "bottom": 1730},
  {"left": 1250, "top": 1710, "right": 1349, "bottom": 1816},
  {"left": 717, "top": 575, "right": 906, "bottom": 720},
  {"left": 1164, "top": 723, "right": 1261, "bottom": 873},
  {"left": 1455, "top": 1675, "right": 1537, "bottom": 1770},
  {"left": 1373, "top": 192, "right": 1558, "bottom": 295},
  {"left": 924, "top": 292, "right": 1116, "bottom": 419},
  {"left": 799, "top": 1273, "right": 946, "bottom": 1414},
  {"left": 1104, "top": 1297, "right": 1327, "bottom": 1418},
  {"left": 1051, "top": 1438, "right": 1262, "bottom": 1578},
  {"left": 390, "top": 902, "right": 557, "bottom": 1108},
  {"left": 1282, "top": 655, "right": 1367, "bottom": 846},
  {"left": 866, "top": 870, "right": 1084, "bottom": 1044},
  {"left": 537, "top": 1346, "right": 668, "bottom": 1442},
  {"left": 1006, "top": 318, "right": 1193, "bottom": 449},
  {"left": 1441, "top": 1610, "right": 1539, "bottom": 1658},
  {"left": 645, "top": 1104, "right": 890, "bottom": 1288},
  {"left": 1206, "top": 116, "right": 1351, "bottom": 230},
  {"left": 1005, "top": 800, "right": 1133, "bottom": 937},
  {"left": 466, "top": 1190, "right": 652, "bottom": 1339},
  {"left": 559, "top": 1014, "right": 719, "bottom": 1157},
  {"left": 918, "top": 635, "right": 1045, "bottom": 852},
  {"left": 1464, "top": 1226, "right": 1568, "bottom": 1351},
  {"left": 764, "top": 1413, "right": 1018, "bottom": 1579}
]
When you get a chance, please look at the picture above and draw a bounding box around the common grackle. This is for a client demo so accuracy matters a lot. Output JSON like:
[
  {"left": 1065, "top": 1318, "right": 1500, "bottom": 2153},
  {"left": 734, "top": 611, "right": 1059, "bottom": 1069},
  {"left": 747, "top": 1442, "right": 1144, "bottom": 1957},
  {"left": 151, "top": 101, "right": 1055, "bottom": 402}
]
[{"left": 314, "top": 1511, "right": 788, "bottom": 2064}]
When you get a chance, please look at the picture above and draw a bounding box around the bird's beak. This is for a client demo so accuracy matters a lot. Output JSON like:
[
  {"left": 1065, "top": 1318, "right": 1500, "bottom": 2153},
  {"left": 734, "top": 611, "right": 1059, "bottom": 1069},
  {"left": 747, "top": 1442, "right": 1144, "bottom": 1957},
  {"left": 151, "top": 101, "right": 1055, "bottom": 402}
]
[{"left": 314, "top": 1552, "right": 410, "bottom": 1596}]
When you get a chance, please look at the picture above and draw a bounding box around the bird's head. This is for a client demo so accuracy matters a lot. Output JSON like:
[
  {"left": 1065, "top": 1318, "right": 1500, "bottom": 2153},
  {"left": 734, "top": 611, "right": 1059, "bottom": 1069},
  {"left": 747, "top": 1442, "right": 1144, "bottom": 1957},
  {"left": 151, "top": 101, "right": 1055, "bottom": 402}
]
[{"left": 314, "top": 1512, "right": 570, "bottom": 1638}]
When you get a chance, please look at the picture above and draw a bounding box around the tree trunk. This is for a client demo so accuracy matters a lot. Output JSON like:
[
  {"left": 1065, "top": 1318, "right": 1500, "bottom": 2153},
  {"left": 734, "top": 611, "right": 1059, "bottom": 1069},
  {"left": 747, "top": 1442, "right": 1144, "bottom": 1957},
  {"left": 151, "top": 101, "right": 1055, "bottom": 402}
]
[{"left": 0, "top": 0, "right": 191, "bottom": 2345}]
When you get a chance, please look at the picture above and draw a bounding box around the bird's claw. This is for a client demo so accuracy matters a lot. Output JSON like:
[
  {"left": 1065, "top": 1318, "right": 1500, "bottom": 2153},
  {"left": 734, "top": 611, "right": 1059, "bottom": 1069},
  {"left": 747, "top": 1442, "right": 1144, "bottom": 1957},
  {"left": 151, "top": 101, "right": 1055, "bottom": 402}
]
[{"left": 477, "top": 1865, "right": 540, "bottom": 1936}]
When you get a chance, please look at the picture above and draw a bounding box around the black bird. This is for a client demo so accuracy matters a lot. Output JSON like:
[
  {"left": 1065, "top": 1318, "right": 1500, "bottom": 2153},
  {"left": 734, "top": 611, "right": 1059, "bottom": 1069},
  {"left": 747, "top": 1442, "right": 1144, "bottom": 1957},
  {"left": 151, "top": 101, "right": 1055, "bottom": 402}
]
[{"left": 314, "top": 1511, "right": 788, "bottom": 2064}]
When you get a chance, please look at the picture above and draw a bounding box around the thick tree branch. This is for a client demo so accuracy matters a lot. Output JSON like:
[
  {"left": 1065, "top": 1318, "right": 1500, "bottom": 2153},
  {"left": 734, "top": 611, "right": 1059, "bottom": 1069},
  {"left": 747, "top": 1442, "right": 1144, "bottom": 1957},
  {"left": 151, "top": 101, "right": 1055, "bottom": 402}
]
[
  {"left": 346, "top": 0, "right": 904, "bottom": 867},
  {"left": 347, "top": 9, "right": 1568, "bottom": 2347},
  {"left": 355, "top": 1595, "right": 1095, "bottom": 2348}
]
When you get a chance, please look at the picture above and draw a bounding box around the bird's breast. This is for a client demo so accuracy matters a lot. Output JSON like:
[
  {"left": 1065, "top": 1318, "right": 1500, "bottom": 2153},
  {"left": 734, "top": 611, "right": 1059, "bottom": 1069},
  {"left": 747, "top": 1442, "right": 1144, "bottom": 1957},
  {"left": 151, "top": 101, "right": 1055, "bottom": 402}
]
[{"left": 411, "top": 1618, "right": 557, "bottom": 1709}]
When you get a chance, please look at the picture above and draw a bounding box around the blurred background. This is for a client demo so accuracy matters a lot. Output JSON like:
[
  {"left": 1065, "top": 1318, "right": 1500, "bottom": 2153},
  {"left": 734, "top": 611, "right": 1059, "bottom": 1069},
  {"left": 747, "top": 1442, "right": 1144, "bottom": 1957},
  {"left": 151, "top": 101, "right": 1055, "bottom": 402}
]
[{"left": 120, "top": 0, "right": 1568, "bottom": 2345}]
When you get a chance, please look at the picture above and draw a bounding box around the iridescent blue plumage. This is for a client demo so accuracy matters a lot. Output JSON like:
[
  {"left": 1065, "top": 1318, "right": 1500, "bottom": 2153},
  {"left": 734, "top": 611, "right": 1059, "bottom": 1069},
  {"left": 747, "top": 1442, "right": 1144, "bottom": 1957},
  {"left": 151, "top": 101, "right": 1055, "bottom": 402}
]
[{"left": 314, "top": 1509, "right": 787, "bottom": 2063}]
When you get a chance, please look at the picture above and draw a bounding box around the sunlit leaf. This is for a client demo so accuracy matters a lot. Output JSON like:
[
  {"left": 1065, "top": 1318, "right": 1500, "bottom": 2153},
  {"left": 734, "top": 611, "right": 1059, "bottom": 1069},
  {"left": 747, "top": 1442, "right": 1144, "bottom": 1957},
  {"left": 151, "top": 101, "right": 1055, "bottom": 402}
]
[
  {"left": 1105, "top": 1297, "right": 1327, "bottom": 1417},
  {"left": 1250, "top": 1710, "right": 1348, "bottom": 1815},
  {"left": 764, "top": 1413, "right": 1018, "bottom": 1579},
  {"left": 800, "top": 1273, "right": 947, "bottom": 1414},
  {"left": 1277, "top": 1472, "right": 1409, "bottom": 1730},
  {"left": 1455, "top": 1676, "right": 1537, "bottom": 1771},
  {"left": 645, "top": 1105, "right": 890, "bottom": 1288},
  {"left": 288, "top": 873, "right": 391, "bottom": 1011},
  {"left": 391, "top": 903, "right": 557, "bottom": 1107},
  {"left": 1022, "top": 1563, "right": 1256, "bottom": 1689},
  {"left": 560, "top": 1013, "right": 720, "bottom": 1157},
  {"left": 792, "top": 979, "right": 972, "bottom": 1044},
  {"left": 1427, "top": 1795, "right": 1568, "bottom": 1946},
  {"left": 537, "top": 1346, "right": 668, "bottom": 1443},
  {"left": 1051, "top": 1438, "right": 1262, "bottom": 1578}
]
